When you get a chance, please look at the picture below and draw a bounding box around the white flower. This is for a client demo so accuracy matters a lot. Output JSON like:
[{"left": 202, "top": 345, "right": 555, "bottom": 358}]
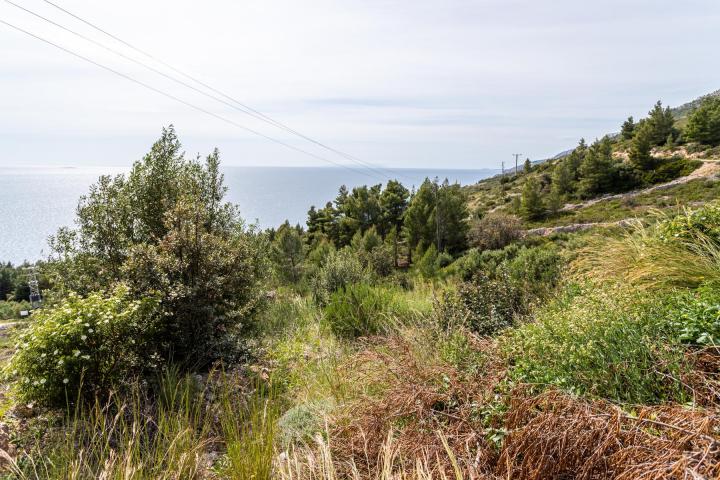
[
  {"left": 84, "top": 323, "right": 90, "bottom": 327},
  {"left": 81, "top": 355, "right": 90, "bottom": 360},
  {"left": 73, "top": 350, "right": 80, "bottom": 357},
  {"left": 41, "top": 353, "right": 46, "bottom": 358},
  {"left": 63, "top": 378, "right": 69, "bottom": 384},
  {"left": 81, "top": 335, "right": 87, "bottom": 341},
  {"left": 88, "top": 329, "right": 94, "bottom": 333},
  {"left": 39, "top": 378, "right": 46, "bottom": 385},
  {"left": 53, "top": 349, "right": 59, "bottom": 355},
  {"left": 58, "top": 359, "right": 64, "bottom": 365}
]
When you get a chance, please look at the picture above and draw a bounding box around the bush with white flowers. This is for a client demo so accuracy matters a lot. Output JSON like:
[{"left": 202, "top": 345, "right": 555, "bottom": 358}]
[{"left": 8, "top": 286, "right": 160, "bottom": 406}]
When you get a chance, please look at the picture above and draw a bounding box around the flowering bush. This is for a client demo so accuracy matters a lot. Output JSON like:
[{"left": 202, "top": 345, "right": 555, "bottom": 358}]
[
  {"left": 8, "top": 286, "right": 160, "bottom": 406},
  {"left": 658, "top": 201, "right": 720, "bottom": 244}
]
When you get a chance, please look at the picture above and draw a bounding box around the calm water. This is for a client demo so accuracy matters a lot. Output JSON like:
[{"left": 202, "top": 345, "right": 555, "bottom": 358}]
[{"left": 0, "top": 166, "right": 496, "bottom": 264}]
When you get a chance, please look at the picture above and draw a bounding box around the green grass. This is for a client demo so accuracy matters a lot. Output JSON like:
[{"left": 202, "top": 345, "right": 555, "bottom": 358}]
[
  {"left": 502, "top": 284, "right": 690, "bottom": 404},
  {"left": 528, "top": 178, "right": 720, "bottom": 228}
]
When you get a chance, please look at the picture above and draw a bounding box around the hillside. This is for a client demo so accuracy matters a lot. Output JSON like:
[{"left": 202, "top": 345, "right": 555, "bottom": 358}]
[{"left": 0, "top": 92, "right": 719, "bottom": 479}]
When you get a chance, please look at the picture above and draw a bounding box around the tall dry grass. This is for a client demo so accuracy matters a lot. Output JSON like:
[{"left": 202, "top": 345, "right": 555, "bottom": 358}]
[{"left": 574, "top": 217, "right": 720, "bottom": 289}]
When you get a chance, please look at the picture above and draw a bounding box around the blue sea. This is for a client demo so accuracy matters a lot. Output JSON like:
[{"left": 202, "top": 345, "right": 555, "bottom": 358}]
[{"left": 0, "top": 166, "right": 497, "bottom": 264}]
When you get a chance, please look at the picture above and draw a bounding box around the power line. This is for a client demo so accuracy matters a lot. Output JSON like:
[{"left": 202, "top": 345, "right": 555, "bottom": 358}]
[
  {"left": 0, "top": 18, "right": 387, "bottom": 182},
  {"left": 33, "top": 0, "right": 411, "bottom": 182}
]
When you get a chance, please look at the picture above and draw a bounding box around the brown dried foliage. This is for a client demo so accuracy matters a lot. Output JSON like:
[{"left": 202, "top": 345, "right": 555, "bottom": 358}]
[
  {"left": 329, "top": 334, "right": 503, "bottom": 479},
  {"left": 498, "top": 390, "right": 720, "bottom": 480}
]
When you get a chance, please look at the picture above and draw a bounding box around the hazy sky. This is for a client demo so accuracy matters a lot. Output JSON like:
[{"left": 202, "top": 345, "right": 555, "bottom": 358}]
[{"left": 1, "top": 0, "right": 719, "bottom": 170}]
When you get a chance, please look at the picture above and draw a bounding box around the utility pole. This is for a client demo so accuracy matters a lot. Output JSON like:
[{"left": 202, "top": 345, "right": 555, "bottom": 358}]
[
  {"left": 501, "top": 161, "right": 505, "bottom": 174},
  {"left": 513, "top": 153, "right": 522, "bottom": 174},
  {"left": 25, "top": 266, "right": 42, "bottom": 309}
]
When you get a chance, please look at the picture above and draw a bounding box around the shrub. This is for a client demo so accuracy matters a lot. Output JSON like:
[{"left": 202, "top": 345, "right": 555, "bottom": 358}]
[
  {"left": 502, "top": 285, "right": 688, "bottom": 404},
  {"left": 311, "top": 249, "right": 367, "bottom": 305},
  {"left": 324, "top": 284, "right": 401, "bottom": 338},
  {"left": 468, "top": 213, "right": 522, "bottom": 251},
  {"left": 365, "top": 245, "right": 394, "bottom": 278},
  {"left": 0, "top": 300, "right": 31, "bottom": 320},
  {"left": 644, "top": 157, "right": 701, "bottom": 185},
  {"left": 437, "top": 270, "right": 522, "bottom": 336},
  {"left": 505, "top": 245, "right": 563, "bottom": 297},
  {"left": 659, "top": 201, "right": 720, "bottom": 244},
  {"left": 670, "top": 284, "right": 720, "bottom": 346},
  {"left": 8, "top": 286, "right": 161, "bottom": 406}
]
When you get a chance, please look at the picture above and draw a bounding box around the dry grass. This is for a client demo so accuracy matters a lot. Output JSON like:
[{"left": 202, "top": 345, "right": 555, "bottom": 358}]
[
  {"left": 499, "top": 390, "right": 720, "bottom": 480},
  {"left": 574, "top": 218, "right": 720, "bottom": 290},
  {"left": 327, "top": 333, "right": 502, "bottom": 479}
]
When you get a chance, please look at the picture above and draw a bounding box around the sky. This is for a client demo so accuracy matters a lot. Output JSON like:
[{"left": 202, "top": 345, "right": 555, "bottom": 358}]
[{"left": 1, "top": 0, "right": 719, "bottom": 170}]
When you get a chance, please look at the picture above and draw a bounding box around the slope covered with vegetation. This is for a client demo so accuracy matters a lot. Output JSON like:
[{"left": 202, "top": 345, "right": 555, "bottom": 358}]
[{"left": 0, "top": 94, "right": 719, "bottom": 479}]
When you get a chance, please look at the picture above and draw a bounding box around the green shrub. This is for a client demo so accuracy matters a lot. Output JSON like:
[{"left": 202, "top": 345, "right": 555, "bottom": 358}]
[
  {"left": 324, "top": 284, "right": 401, "bottom": 338},
  {"left": 659, "top": 201, "right": 720, "bottom": 243},
  {"left": 505, "top": 245, "right": 563, "bottom": 296},
  {"left": 277, "top": 400, "right": 331, "bottom": 448},
  {"left": 671, "top": 284, "right": 720, "bottom": 345},
  {"left": 8, "top": 286, "right": 160, "bottom": 406},
  {"left": 366, "top": 245, "right": 395, "bottom": 278},
  {"left": 0, "top": 300, "right": 31, "bottom": 320},
  {"left": 644, "top": 157, "right": 701, "bottom": 185},
  {"left": 311, "top": 249, "right": 367, "bottom": 305},
  {"left": 437, "top": 270, "right": 522, "bottom": 336},
  {"left": 502, "top": 285, "right": 688, "bottom": 404}
]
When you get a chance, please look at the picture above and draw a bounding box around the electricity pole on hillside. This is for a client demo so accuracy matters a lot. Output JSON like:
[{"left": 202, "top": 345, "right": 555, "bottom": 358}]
[
  {"left": 25, "top": 267, "right": 42, "bottom": 309},
  {"left": 501, "top": 161, "right": 505, "bottom": 174},
  {"left": 512, "top": 153, "right": 522, "bottom": 174}
]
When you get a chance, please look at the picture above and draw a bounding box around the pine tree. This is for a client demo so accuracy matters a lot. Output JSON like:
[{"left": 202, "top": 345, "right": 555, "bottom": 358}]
[
  {"left": 551, "top": 159, "right": 574, "bottom": 196},
  {"left": 684, "top": 96, "right": 720, "bottom": 146},
  {"left": 520, "top": 177, "right": 545, "bottom": 220},
  {"left": 646, "top": 100, "right": 676, "bottom": 146},
  {"left": 523, "top": 158, "right": 532, "bottom": 173},
  {"left": 578, "top": 137, "right": 616, "bottom": 198},
  {"left": 621, "top": 116, "right": 635, "bottom": 140},
  {"left": 629, "top": 123, "right": 655, "bottom": 171}
]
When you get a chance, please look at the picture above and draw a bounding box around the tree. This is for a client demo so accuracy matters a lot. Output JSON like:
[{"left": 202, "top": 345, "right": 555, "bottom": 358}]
[
  {"left": 520, "top": 177, "right": 545, "bottom": 220},
  {"left": 629, "top": 123, "right": 655, "bottom": 171},
  {"left": 646, "top": 100, "right": 677, "bottom": 146},
  {"left": 684, "top": 96, "right": 720, "bottom": 146},
  {"left": 403, "top": 178, "right": 469, "bottom": 258},
  {"left": 272, "top": 221, "right": 306, "bottom": 283},
  {"left": 523, "top": 158, "right": 532, "bottom": 174},
  {"left": 380, "top": 180, "right": 409, "bottom": 266},
  {"left": 621, "top": 116, "right": 635, "bottom": 140},
  {"left": 551, "top": 159, "right": 574, "bottom": 196},
  {"left": 48, "top": 126, "right": 266, "bottom": 367},
  {"left": 577, "top": 137, "right": 616, "bottom": 198}
]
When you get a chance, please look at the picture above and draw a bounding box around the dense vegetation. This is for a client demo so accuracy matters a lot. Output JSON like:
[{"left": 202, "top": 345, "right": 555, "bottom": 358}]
[{"left": 0, "top": 92, "right": 719, "bottom": 479}]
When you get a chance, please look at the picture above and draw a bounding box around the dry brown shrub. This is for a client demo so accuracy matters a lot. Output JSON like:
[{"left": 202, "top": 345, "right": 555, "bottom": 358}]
[
  {"left": 329, "top": 334, "right": 504, "bottom": 479},
  {"left": 498, "top": 390, "right": 720, "bottom": 480},
  {"left": 683, "top": 346, "right": 720, "bottom": 407}
]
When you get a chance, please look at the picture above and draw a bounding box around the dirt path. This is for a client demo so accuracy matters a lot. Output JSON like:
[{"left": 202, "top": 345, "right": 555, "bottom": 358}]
[
  {"left": 526, "top": 219, "right": 634, "bottom": 236},
  {"left": 561, "top": 160, "right": 720, "bottom": 212}
]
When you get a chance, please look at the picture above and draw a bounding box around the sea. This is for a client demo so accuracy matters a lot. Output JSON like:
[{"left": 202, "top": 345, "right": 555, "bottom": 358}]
[{"left": 0, "top": 166, "right": 497, "bottom": 264}]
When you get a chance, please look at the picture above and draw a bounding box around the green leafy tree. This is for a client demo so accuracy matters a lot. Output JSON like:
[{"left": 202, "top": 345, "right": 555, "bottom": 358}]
[
  {"left": 520, "top": 177, "right": 545, "bottom": 220},
  {"left": 684, "top": 96, "right": 720, "bottom": 146},
  {"left": 48, "top": 126, "right": 266, "bottom": 367}
]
